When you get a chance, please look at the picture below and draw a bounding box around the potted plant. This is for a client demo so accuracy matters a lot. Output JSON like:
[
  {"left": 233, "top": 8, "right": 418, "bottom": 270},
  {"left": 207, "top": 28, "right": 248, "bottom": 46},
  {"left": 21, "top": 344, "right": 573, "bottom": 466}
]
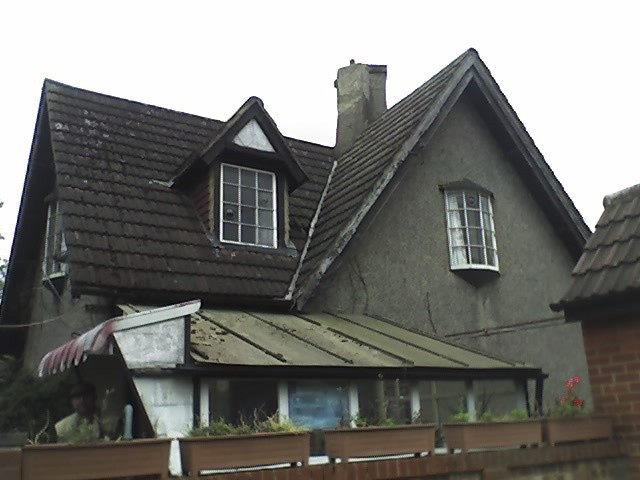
[
  {"left": 323, "top": 414, "right": 436, "bottom": 463},
  {"left": 179, "top": 414, "right": 310, "bottom": 477},
  {"left": 542, "top": 376, "right": 612, "bottom": 445},
  {"left": 443, "top": 409, "right": 542, "bottom": 454},
  {"left": 20, "top": 395, "right": 172, "bottom": 480}
]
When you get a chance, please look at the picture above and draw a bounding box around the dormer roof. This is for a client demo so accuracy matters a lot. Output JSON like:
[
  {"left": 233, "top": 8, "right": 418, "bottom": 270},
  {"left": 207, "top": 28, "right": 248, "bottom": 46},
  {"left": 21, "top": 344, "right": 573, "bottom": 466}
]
[{"left": 173, "top": 96, "right": 308, "bottom": 191}]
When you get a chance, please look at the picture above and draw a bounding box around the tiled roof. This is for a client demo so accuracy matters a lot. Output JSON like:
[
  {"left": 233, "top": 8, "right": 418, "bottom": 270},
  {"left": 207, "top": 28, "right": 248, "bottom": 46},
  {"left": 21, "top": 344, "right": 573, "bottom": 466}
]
[
  {"left": 26, "top": 47, "right": 588, "bottom": 307},
  {"left": 46, "top": 80, "right": 334, "bottom": 300},
  {"left": 555, "top": 184, "right": 640, "bottom": 310}
]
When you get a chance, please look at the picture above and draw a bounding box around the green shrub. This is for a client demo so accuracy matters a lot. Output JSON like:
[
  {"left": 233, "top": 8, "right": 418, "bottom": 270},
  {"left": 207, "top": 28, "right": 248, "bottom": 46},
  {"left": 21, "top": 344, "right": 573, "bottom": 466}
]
[
  {"left": 0, "top": 356, "right": 74, "bottom": 442},
  {"left": 188, "top": 413, "right": 306, "bottom": 437}
]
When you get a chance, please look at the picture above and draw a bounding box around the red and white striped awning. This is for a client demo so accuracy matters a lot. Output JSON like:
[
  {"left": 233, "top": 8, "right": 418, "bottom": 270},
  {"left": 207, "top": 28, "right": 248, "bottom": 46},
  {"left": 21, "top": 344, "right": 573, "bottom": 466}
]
[
  {"left": 38, "top": 319, "right": 116, "bottom": 377},
  {"left": 36, "top": 300, "right": 202, "bottom": 377}
]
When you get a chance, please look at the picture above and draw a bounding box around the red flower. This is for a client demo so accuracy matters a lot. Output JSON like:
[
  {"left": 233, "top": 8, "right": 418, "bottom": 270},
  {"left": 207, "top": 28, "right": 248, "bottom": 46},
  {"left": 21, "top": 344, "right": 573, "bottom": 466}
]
[{"left": 560, "top": 396, "right": 567, "bottom": 404}]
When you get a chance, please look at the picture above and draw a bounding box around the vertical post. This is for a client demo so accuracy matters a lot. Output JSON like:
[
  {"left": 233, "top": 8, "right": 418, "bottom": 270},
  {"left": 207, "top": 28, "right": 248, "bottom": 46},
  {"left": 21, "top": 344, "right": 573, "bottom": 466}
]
[
  {"left": 348, "top": 382, "right": 359, "bottom": 427},
  {"left": 465, "top": 380, "right": 476, "bottom": 421},
  {"left": 278, "top": 381, "right": 289, "bottom": 421},
  {"left": 199, "top": 379, "right": 210, "bottom": 427},
  {"left": 515, "top": 379, "right": 527, "bottom": 412},
  {"left": 535, "top": 377, "right": 544, "bottom": 416},
  {"left": 410, "top": 383, "right": 421, "bottom": 422}
]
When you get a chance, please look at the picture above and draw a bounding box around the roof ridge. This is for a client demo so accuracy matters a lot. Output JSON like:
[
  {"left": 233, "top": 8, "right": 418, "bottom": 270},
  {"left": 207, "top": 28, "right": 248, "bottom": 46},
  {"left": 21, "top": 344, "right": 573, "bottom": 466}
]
[
  {"left": 44, "top": 79, "right": 220, "bottom": 125},
  {"left": 44, "top": 79, "right": 335, "bottom": 152},
  {"left": 603, "top": 183, "right": 640, "bottom": 207}
]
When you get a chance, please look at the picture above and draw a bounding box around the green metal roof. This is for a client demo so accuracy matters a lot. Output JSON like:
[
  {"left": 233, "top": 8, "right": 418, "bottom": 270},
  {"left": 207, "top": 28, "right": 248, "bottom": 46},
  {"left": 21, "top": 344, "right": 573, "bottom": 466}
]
[
  {"left": 120, "top": 305, "right": 539, "bottom": 373},
  {"left": 118, "top": 306, "right": 537, "bottom": 373}
]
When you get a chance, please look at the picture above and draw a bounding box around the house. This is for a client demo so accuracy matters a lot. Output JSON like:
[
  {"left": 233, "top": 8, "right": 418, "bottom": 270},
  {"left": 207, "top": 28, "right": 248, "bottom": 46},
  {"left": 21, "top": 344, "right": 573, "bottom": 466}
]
[
  {"left": 0, "top": 49, "right": 590, "bottom": 443},
  {"left": 552, "top": 183, "right": 640, "bottom": 477}
]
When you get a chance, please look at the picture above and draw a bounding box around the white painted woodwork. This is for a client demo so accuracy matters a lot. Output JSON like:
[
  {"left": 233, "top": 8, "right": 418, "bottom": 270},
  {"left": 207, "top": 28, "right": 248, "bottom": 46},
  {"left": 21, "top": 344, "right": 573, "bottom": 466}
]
[
  {"left": 232, "top": 119, "right": 275, "bottom": 152},
  {"left": 348, "top": 382, "right": 359, "bottom": 427},
  {"left": 278, "top": 381, "right": 289, "bottom": 420},
  {"left": 465, "top": 380, "right": 477, "bottom": 421}
]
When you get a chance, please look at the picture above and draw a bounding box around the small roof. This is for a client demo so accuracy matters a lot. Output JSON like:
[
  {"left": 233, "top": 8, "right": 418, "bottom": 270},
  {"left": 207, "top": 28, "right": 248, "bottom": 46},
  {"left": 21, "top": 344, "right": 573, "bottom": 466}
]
[
  {"left": 120, "top": 305, "right": 538, "bottom": 376},
  {"left": 553, "top": 183, "right": 640, "bottom": 313}
]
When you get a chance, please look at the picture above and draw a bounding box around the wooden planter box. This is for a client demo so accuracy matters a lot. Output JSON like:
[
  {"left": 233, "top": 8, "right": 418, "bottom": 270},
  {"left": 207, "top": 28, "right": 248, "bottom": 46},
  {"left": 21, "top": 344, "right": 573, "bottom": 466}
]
[
  {"left": 324, "top": 424, "right": 436, "bottom": 463},
  {"left": 443, "top": 420, "right": 542, "bottom": 453},
  {"left": 180, "top": 431, "right": 310, "bottom": 477},
  {"left": 0, "top": 432, "right": 27, "bottom": 447},
  {"left": 21, "top": 438, "right": 171, "bottom": 480},
  {"left": 543, "top": 416, "right": 613, "bottom": 445}
]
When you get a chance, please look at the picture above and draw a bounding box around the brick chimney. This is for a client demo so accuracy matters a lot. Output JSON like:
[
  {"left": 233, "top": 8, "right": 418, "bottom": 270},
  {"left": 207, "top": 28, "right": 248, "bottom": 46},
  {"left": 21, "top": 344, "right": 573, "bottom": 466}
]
[{"left": 335, "top": 60, "right": 387, "bottom": 155}]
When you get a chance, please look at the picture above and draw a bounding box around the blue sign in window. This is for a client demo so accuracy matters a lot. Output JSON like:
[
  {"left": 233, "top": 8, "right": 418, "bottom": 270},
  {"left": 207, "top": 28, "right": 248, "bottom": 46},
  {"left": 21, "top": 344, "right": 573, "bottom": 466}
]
[{"left": 288, "top": 381, "right": 349, "bottom": 429}]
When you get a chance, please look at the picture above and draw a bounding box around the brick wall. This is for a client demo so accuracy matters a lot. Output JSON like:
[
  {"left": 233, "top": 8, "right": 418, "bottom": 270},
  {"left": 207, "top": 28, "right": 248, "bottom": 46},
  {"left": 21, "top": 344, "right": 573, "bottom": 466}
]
[
  {"left": 5, "top": 442, "right": 627, "bottom": 480},
  {"left": 583, "top": 317, "right": 640, "bottom": 477},
  {"left": 186, "top": 442, "right": 627, "bottom": 480}
]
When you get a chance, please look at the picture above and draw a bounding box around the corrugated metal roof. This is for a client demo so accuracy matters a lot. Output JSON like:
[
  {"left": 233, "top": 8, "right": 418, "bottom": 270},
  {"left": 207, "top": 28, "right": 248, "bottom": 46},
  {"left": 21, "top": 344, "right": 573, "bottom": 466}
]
[{"left": 120, "top": 305, "right": 534, "bottom": 371}]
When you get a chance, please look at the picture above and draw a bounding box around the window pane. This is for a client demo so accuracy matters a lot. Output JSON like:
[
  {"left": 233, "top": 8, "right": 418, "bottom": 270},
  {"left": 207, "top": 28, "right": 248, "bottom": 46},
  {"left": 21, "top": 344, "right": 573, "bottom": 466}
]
[
  {"left": 470, "top": 246, "right": 484, "bottom": 264},
  {"left": 465, "top": 192, "right": 480, "bottom": 209},
  {"left": 482, "top": 212, "right": 493, "bottom": 230},
  {"left": 484, "top": 229, "right": 495, "bottom": 248},
  {"left": 241, "top": 169, "right": 255, "bottom": 187},
  {"left": 449, "top": 228, "right": 466, "bottom": 248},
  {"left": 258, "top": 228, "right": 274, "bottom": 246},
  {"left": 448, "top": 211, "right": 465, "bottom": 228},
  {"left": 222, "top": 222, "right": 239, "bottom": 241},
  {"left": 223, "top": 184, "right": 238, "bottom": 203},
  {"left": 478, "top": 194, "right": 490, "bottom": 212},
  {"left": 486, "top": 249, "right": 497, "bottom": 266},
  {"left": 468, "top": 228, "right": 483, "bottom": 246},
  {"left": 241, "top": 187, "right": 256, "bottom": 206},
  {"left": 258, "top": 172, "right": 273, "bottom": 190},
  {"left": 447, "top": 192, "right": 464, "bottom": 210},
  {"left": 241, "top": 206, "right": 256, "bottom": 225},
  {"left": 222, "top": 203, "right": 238, "bottom": 221},
  {"left": 258, "top": 190, "right": 273, "bottom": 209},
  {"left": 466, "top": 209, "right": 481, "bottom": 227},
  {"left": 241, "top": 225, "right": 256, "bottom": 243},
  {"left": 451, "top": 247, "right": 468, "bottom": 266},
  {"left": 258, "top": 209, "right": 273, "bottom": 228},
  {"left": 222, "top": 165, "right": 239, "bottom": 184},
  {"left": 288, "top": 381, "right": 348, "bottom": 430}
]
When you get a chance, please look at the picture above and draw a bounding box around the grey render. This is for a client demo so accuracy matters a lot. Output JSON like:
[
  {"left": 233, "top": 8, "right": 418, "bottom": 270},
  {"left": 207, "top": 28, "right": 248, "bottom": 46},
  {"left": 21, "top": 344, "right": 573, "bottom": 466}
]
[{"left": 307, "top": 94, "right": 591, "bottom": 402}]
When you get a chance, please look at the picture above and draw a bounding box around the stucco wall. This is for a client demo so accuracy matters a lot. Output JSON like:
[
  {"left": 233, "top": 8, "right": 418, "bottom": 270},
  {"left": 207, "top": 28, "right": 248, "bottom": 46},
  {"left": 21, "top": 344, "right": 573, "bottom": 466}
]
[
  {"left": 22, "top": 277, "right": 112, "bottom": 370},
  {"left": 307, "top": 93, "right": 589, "bottom": 403}
]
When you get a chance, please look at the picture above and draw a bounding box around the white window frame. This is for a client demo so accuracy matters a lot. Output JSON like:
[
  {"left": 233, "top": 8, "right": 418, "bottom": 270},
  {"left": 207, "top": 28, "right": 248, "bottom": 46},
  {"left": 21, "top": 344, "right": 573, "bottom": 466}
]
[
  {"left": 43, "top": 201, "right": 68, "bottom": 278},
  {"left": 444, "top": 190, "right": 499, "bottom": 271},
  {"left": 219, "top": 163, "right": 277, "bottom": 248}
]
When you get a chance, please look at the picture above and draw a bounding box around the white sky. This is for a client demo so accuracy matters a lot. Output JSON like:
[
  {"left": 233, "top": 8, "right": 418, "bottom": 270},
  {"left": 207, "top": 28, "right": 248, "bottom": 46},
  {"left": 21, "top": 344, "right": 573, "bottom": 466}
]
[{"left": 1, "top": 1, "right": 638, "bottom": 259}]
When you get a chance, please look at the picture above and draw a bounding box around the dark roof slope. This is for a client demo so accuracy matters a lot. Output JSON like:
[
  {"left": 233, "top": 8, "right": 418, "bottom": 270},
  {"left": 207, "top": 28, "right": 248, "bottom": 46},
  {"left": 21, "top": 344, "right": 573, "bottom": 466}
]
[
  {"left": 554, "top": 184, "right": 640, "bottom": 311},
  {"left": 45, "top": 80, "right": 333, "bottom": 301}
]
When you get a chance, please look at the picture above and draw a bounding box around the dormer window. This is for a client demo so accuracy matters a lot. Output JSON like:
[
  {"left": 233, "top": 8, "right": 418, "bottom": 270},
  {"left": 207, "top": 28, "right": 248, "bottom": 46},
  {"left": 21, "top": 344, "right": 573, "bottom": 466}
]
[
  {"left": 444, "top": 190, "right": 498, "bottom": 270},
  {"left": 221, "top": 164, "right": 277, "bottom": 247},
  {"left": 173, "top": 96, "right": 308, "bottom": 252},
  {"left": 44, "top": 201, "right": 67, "bottom": 277}
]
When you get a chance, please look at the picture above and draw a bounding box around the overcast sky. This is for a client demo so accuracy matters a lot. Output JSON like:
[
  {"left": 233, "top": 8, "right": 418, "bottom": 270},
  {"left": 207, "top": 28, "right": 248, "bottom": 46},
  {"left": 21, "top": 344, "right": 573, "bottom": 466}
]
[{"left": 1, "top": 1, "right": 638, "bottom": 259}]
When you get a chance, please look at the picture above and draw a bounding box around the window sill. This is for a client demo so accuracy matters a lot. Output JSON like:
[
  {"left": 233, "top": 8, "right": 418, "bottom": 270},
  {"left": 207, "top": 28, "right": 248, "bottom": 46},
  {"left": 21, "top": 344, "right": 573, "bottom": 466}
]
[
  {"left": 450, "top": 266, "right": 500, "bottom": 286},
  {"left": 213, "top": 239, "right": 298, "bottom": 257}
]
